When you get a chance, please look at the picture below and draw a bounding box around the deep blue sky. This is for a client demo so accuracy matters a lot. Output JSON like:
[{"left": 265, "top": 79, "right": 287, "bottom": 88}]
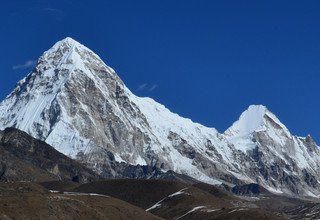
[{"left": 1, "top": 1, "right": 319, "bottom": 142}]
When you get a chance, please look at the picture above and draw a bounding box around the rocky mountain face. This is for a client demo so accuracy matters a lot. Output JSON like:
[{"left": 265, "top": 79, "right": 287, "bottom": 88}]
[
  {"left": 0, "top": 127, "right": 99, "bottom": 182},
  {"left": 0, "top": 37, "right": 319, "bottom": 197},
  {"left": 0, "top": 126, "right": 196, "bottom": 183},
  {"left": 225, "top": 105, "right": 320, "bottom": 196}
]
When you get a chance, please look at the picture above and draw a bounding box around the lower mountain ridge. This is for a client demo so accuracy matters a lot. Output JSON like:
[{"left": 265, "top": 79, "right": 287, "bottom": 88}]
[
  {"left": 0, "top": 37, "right": 319, "bottom": 198},
  {"left": 3, "top": 179, "right": 318, "bottom": 220},
  {"left": 0, "top": 127, "right": 99, "bottom": 183}
]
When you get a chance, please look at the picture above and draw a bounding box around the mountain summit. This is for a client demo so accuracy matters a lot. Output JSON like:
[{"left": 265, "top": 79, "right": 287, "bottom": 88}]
[
  {"left": 0, "top": 38, "right": 319, "bottom": 196},
  {"left": 225, "top": 105, "right": 286, "bottom": 137},
  {"left": 224, "top": 105, "right": 291, "bottom": 151}
]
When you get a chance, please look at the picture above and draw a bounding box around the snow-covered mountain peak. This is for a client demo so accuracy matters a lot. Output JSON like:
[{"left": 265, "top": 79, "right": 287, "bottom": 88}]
[
  {"left": 223, "top": 104, "right": 293, "bottom": 153},
  {"left": 224, "top": 105, "right": 289, "bottom": 138},
  {"left": 224, "top": 105, "right": 267, "bottom": 137},
  {"left": 232, "top": 104, "right": 267, "bottom": 134},
  {"left": 0, "top": 38, "right": 119, "bottom": 140},
  {"left": 45, "top": 37, "right": 81, "bottom": 58},
  {"left": 61, "top": 36, "right": 79, "bottom": 45},
  {"left": 49, "top": 37, "right": 84, "bottom": 53},
  {"left": 39, "top": 37, "right": 115, "bottom": 76}
]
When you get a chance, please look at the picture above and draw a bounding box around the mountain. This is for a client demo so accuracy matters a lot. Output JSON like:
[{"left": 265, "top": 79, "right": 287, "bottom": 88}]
[
  {"left": 224, "top": 105, "right": 320, "bottom": 196},
  {"left": 0, "top": 37, "right": 319, "bottom": 197},
  {"left": 0, "top": 127, "right": 99, "bottom": 182}
]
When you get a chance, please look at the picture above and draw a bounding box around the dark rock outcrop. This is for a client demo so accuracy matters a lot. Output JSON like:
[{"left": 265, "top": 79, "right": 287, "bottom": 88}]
[{"left": 0, "top": 127, "right": 100, "bottom": 183}]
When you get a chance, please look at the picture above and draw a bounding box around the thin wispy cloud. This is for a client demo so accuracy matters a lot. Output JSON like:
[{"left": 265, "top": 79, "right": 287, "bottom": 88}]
[
  {"left": 42, "top": 7, "right": 64, "bottom": 14},
  {"left": 12, "top": 60, "right": 36, "bottom": 70},
  {"left": 137, "top": 83, "right": 158, "bottom": 92},
  {"left": 149, "top": 84, "right": 158, "bottom": 91},
  {"left": 137, "top": 83, "right": 148, "bottom": 91}
]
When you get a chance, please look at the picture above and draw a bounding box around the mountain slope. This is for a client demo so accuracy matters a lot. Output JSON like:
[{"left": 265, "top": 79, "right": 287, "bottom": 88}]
[
  {"left": 0, "top": 127, "right": 99, "bottom": 182},
  {"left": 72, "top": 179, "right": 284, "bottom": 220},
  {"left": 0, "top": 182, "right": 161, "bottom": 220},
  {"left": 0, "top": 37, "right": 319, "bottom": 197}
]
